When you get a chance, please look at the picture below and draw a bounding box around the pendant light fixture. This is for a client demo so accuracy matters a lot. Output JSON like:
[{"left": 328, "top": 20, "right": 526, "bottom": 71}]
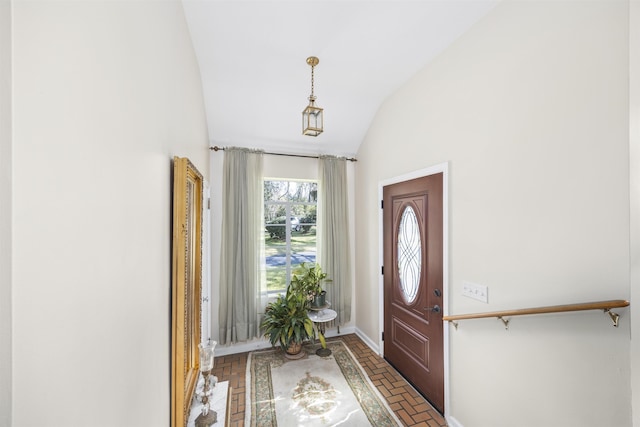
[{"left": 302, "top": 56, "right": 323, "bottom": 136}]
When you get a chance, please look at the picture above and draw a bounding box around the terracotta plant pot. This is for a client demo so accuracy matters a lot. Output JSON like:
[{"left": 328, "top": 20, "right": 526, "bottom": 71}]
[
  {"left": 284, "top": 341, "right": 306, "bottom": 360},
  {"left": 286, "top": 341, "right": 302, "bottom": 355}
]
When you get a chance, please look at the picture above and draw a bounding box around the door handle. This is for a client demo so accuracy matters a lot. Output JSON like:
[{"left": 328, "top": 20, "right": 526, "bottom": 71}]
[{"left": 424, "top": 305, "right": 441, "bottom": 313}]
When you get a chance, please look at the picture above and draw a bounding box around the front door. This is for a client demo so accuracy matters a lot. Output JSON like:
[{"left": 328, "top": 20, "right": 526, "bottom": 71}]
[{"left": 383, "top": 173, "right": 444, "bottom": 413}]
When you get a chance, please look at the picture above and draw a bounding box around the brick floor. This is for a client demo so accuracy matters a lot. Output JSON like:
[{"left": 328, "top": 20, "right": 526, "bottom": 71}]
[{"left": 212, "top": 333, "right": 447, "bottom": 427}]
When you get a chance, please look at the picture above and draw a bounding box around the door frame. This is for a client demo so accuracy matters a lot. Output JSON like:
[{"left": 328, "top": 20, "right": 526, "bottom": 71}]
[{"left": 378, "top": 162, "right": 450, "bottom": 417}]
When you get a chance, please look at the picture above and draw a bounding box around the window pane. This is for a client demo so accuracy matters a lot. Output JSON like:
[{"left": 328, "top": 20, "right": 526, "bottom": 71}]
[
  {"left": 264, "top": 180, "right": 317, "bottom": 293},
  {"left": 291, "top": 225, "right": 316, "bottom": 269},
  {"left": 265, "top": 230, "right": 288, "bottom": 292},
  {"left": 264, "top": 181, "right": 317, "bottom": 203},
  {"left": 397, "top": 206, "right": 421, "bottom": 304}
]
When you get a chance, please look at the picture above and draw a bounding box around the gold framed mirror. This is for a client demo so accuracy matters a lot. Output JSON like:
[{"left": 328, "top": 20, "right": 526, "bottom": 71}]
[{"left": 171, "top": 157, "right": 204, "bottom": 427}]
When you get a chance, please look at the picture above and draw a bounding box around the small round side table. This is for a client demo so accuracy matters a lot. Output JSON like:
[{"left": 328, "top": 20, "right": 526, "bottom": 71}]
[{"left": 308, "top": 305, "right": 337, "bottom": 356}]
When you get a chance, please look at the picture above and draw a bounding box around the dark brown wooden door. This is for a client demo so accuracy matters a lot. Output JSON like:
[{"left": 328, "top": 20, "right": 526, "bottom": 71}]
[{"left": 383, "top": 173, "right": 444, "bottom": 413}]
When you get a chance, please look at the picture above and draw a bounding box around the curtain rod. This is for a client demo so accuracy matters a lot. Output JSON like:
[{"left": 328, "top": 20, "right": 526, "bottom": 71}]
[{"left": 210, "top": 145, "right": 357, "bottom": 162}]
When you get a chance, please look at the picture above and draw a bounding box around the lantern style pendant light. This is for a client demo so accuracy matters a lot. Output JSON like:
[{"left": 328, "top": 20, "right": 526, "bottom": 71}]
[{"left": 302, "top": 56, "right": 323, "bottom": 136}]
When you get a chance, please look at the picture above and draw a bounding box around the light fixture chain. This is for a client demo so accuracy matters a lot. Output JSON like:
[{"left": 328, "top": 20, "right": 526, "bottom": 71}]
[{"left": 311, "top": 64, "right": 315, "bottom": 98}]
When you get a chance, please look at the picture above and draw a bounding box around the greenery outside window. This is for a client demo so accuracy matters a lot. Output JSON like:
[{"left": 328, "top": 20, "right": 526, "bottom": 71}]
[{"left": 264, "top": 180, "right": 317, "bottom": 293}]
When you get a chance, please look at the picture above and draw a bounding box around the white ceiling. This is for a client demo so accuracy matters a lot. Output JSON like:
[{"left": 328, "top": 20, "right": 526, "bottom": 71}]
[{"left": 182, "top": 0, "right": 499, "bottom": 157}]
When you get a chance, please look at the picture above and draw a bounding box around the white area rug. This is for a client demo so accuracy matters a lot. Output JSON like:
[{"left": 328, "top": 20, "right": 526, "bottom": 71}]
[{"left": 246, "top": 340, "right": 401, "bottom": 426}]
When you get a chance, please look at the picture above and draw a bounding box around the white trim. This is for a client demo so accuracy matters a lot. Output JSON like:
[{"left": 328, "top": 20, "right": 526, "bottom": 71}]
[
  {"left": 202, "top": 183, "right": 211, "bottom": 343},
  {"left": 355, "top": 327, "right": 380, "bottom": 354},
  {"left": 377, "top": 162, "right": 450, "bottom": 418},
  {"left": 447, "top": 415, "right": 464, "bottom": 427},
  {"left": 215, "top": 327, "right": 356, "bottom": 357},
  {"left": 215, "top": 339, "right": 273, "bottom": 357}
]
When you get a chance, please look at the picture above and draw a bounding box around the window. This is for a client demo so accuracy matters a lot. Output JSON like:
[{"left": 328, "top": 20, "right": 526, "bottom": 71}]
[{"left": 264, "top": 180, "right": 317, "bottom": 293}]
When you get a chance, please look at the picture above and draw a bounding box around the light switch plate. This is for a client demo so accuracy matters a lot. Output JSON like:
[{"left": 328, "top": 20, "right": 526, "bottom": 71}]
[{"left": 462, "top": 281, "right": 488, "bottom": 303}]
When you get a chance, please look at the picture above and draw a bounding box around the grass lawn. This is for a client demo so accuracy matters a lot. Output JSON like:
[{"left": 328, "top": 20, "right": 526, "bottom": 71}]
[{"left": 265, "top": 227, "right": 316, "bottom": 292}]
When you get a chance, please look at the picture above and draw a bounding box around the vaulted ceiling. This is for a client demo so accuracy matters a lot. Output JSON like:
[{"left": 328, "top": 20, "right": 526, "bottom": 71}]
[{"left": 182, "top": 1, "right": 499, "bottom": 157}]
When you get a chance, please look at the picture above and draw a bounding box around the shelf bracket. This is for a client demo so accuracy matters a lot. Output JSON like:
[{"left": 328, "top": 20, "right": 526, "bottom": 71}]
[
  {"left": 604, "top": 309, "right": 621, "bottom": 327},
  {"left": 449, "top": 320, "right": 459, "bottom": 330},
  {"left": 497, "top": 316, "right": 510, "bottom": 330}
]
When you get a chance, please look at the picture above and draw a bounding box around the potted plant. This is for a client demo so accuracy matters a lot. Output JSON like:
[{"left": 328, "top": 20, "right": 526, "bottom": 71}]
[
  {"left": 290, "top": 262, "right": 331, "bottom": 308},
  {"left": 261, "top": 287, "right": 315, "bottom": 358}
]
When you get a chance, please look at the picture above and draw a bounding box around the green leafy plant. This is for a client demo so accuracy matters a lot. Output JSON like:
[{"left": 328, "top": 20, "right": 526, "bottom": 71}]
[
  {"left": 262, "top": 263, "right": 334, "bottom": 352},
  {"left": 289, "top": 262, "right": 331, "bottom": 302},
  {"left": 261, "top": 287, "right": 315, "bottom": 352}
]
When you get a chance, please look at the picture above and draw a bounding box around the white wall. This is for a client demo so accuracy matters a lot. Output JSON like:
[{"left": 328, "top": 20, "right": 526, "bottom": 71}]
[
  {"left": 355, "top": 1, "right": 631, "bottom": 426},
  {"left": 210, "top": 152, "right": 357, "bottom": 355},
  {"left": 11, "top": 1, "right": 209, "bottom": 426},
  {"left": 0, "top": 1, "right": 12, "bottom": 426},
  {"left": 630, "top": 1, "right": 640, "bottom": 425}
]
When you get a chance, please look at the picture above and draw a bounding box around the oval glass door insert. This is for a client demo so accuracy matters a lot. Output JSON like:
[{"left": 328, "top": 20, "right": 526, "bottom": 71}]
[{"left": 397, "top": 205, "right": 422, "bottom": 304}]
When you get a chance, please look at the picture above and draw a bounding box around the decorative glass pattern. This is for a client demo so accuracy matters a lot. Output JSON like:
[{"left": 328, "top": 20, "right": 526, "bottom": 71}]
[{"left": 397, "top": 206, "right": 421, "bottom": 304}]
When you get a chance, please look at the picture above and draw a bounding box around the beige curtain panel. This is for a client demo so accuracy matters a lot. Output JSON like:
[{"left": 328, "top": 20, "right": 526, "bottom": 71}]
[
  {"left": 318, "top": 155, "right": 352, "bottom": 325},
  {"left": 218, "top": 147, "right": 266, "bottom": 344}
]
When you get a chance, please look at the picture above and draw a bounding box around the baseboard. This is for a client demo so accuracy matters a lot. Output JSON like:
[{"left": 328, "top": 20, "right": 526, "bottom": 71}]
[
  {"left": 215, "top": 338, "right": 274, "bottom": 356},
  {"left": 354, "top": 327, "right": 380, "bottom": 354},
  {"left": 447, "top": 415, "right": 464, "bottom": 427},
  {"left": 325, "top": 325, "right": 356, "bottom": 338},
  {"left": 215, "top": 326, "right": 357, "bottom": 356}
]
